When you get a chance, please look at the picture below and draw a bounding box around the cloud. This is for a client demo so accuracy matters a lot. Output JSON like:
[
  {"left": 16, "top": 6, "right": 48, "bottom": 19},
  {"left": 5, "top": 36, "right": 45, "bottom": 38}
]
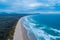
[
  {"left": 30, "top": 3, "right": 51, "bottom": 7},
  {"left": 0, "top": 0, "right": 60, "bottom": 13}
]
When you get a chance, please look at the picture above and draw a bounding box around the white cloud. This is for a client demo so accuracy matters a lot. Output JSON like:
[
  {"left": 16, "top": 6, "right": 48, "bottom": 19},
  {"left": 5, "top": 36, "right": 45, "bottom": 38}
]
[
  {"left": 28, "top": 3, "right": 50, "bottom": 7},
  {"left": 28, "top": 3, "right": 42, "bottom": 8},
  {"left": 0, "top": 0, "right": 60, "bottom": 13}
]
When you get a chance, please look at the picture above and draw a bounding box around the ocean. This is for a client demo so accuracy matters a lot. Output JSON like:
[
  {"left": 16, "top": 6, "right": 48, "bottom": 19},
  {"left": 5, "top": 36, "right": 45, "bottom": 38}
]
[{"left": 22, "top": 14, "right": 60, "bottom": 40}]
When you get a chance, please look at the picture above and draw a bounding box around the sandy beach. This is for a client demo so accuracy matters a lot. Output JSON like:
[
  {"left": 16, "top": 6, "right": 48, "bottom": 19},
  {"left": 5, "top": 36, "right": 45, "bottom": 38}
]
[{"left": 13, "top": 18, "right": 29, "bottom": 40}]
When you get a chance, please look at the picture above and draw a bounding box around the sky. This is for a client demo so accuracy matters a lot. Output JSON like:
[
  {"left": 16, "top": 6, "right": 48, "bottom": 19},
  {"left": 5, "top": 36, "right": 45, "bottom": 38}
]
[{"left": 0, "top": 0, "right": 60, "bottom": 13}]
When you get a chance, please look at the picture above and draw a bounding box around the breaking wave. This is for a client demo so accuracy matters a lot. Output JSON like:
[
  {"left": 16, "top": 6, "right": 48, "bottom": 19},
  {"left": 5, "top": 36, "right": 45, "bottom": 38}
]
[{"left": 22, "top": 14, "right": 60, "bottom": 40}]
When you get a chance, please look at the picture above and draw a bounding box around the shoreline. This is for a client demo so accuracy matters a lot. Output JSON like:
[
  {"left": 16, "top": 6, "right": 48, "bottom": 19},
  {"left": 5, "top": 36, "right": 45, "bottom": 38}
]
[{"left": 13, "top": 18, "right": 29, "bottom": 40}]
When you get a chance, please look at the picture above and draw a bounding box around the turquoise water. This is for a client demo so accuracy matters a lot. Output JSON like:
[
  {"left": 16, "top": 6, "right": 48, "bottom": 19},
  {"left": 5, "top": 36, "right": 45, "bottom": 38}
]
[{"left": 22, "top": 14, "right": 60, "bottom": 40}]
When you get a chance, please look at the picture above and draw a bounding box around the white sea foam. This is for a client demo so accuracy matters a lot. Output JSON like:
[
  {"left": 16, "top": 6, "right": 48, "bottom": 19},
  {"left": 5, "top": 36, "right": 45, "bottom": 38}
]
[{"left": 22, "top": 16, "right": 60, "bottom": 40}]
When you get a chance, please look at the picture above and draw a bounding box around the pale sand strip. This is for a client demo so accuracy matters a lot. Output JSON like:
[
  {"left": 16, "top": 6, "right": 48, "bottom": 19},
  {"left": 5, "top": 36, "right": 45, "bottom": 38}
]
[{"left": 13, "top": 18, "right": 29, "bottom": 40}]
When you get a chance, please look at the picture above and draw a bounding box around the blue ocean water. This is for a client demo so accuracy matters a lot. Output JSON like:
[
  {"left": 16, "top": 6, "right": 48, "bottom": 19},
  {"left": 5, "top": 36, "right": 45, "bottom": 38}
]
[{"left": 22, "top": 14, "right": 60, "bottom": 40}]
